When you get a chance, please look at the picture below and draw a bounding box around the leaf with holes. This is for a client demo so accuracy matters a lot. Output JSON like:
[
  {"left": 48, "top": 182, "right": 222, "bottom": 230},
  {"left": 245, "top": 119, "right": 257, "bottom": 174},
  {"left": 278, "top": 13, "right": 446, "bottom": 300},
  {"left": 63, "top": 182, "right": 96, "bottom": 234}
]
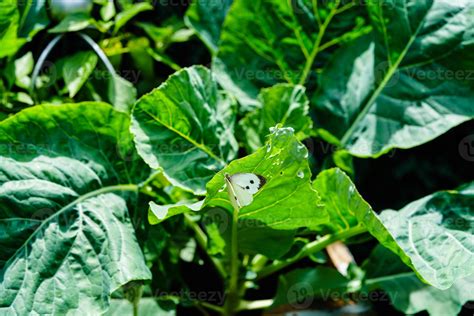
[{"left": 203, "top": 126, "right": 328, "bottom": 230}]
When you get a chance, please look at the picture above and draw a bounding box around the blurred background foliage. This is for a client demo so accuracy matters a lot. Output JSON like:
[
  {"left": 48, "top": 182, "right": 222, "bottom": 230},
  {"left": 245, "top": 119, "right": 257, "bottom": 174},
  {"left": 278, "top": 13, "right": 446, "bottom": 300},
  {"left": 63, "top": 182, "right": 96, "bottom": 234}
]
[{"left": 0, "top": 0, "right": 209, "bottom": 116}]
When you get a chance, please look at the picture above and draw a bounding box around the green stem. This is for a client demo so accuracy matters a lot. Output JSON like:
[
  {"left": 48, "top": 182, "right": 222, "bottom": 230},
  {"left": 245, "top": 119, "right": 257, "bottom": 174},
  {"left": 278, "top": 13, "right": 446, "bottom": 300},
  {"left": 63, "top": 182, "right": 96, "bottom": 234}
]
[
  {"left": 365, "top": 271, "right": 416, "bottom": 287},
  {"left": 251, "top": 254, "right": 268, "bottom": 272},
  {"left": 238, "top": 299, "right": 274, "bottom": 311},
  {"left": 133, "top": 301, "right": 138, "bottom": 316},
  {"left": 138, "top": 170, "right": 161, "bottom": 189},
  {"left": 199, "top": 301, "right": 225, "bottom": 314},
  {"left": 340, "top": 12, "right": 426, "bottom": 146},
  {"left": 299, "top": 0, "right": 341, "bottom": 85},
  {"left": 224, "top": 204, "right": 241, "bottom": 315},
  {"left": 183, "top": 214, "right": 227, "bottom": 279},
  {"left": 257, "top": 225, "right": 367, "bottom": 280}
]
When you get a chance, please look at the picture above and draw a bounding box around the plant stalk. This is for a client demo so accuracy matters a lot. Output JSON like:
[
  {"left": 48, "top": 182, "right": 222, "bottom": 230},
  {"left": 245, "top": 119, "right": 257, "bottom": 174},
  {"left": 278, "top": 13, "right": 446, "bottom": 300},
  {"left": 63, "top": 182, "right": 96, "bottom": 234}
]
[
  {"left": 224, "top": 203, "right": 241, "bottom": 315},
  {"left": 257, "top": 225, "right": 367, "bottom": 280},
  {"left": 299, "top": 0, "right": 341, "bottom": 84},
  {"left": 238, "top": 299, "right": 274, "bottom": 311},
  {"left": 183, "top": 213, "right": 227, "bottom": 279}
]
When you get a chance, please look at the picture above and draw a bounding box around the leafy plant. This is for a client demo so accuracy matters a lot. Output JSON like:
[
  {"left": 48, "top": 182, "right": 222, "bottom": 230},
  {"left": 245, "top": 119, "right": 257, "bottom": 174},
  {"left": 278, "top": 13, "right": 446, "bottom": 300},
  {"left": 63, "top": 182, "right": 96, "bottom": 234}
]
[{"left": 0, "top": 0, "right": 473, "bottom": 315}]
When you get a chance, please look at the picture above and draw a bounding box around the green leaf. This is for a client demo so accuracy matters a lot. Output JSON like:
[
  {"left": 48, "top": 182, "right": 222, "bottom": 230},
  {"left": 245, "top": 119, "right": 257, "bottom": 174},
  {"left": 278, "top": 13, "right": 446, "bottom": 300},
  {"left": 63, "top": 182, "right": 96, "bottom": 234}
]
[
  {"left": 214, "top": 0, "right": 370, "bottom": 109},
  {"left": 49, "top": 13, "right": 93, "bottom": 33},
  {"left": 138, "top": 19, "right": 192, "bottom": 53},
  {"left": 18, "top": 0, "right": 50, "bottom": 39},
  {"left": 11, "top": 92, "right": 34, "bottom": 105},
  {"left": 0, "top": 102, "right": 151, "bottom": 314},
  {"left": 313, "top": 168, "right": 375, "bottom": 234},
  {"left": 0, "top": 0, "right": 49, "bottom": 58},
  {"left": 148, "top": 200, "right": 203, "bottom": 225},
  {"left": 378, "top": 181, "right": 474, "bottom": 290},
  {"left": 107, "top": 74, "right": 137, "bottom": 113},
  {"left": 131, "top": 66, "right": 238, "bottom": 194},
  {"left": 315, "top": 168, "right": 474, "bottom": 290},
  {"left": 14, "top": 52, "right": 34, "bottom": 89},
  {"left": 114, "top": 2, "right": 153, "bottom": 34},
  {"left": 137, "top": 22, "right": 174, "bottom": 48},
  {"left": 184, "top": 0, "right": 233, "bottom": 53},
  {"left": 100, "top": 0, "right": 116, "bottom": 21},
  {"left": 62, "top": 51, "right": 98, "bottom": 98},
  {"left": 128, "top": 37, "right": 155, "bottom": 81},
  {"left": 312, "top": 1, "right": 474, "bottom": 157},
  {"left": 238, "top": 224, "right": 295, "bottom": 259},
  {"left": 203, "top": 215, "right": 227, "bottom": 257},
  {"left": 271, "top": 267, "right": 349, "bottom": 309},
  {"left": 204, "top": 126, "right": 328, "bottom": 231},
  {"left": 364, "top": 245, "right": 474, "bottom": 316},
  {"left": 0, "top": 2, "right": 27, "bottom": 58},
  {"left": 240, "top": 84, "right": 312, "bottom": 152}
]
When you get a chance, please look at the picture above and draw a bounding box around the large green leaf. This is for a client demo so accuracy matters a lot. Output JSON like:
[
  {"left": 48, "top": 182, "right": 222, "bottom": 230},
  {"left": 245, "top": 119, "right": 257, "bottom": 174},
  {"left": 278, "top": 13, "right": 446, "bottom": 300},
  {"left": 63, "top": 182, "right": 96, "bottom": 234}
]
[
  {"left": 131, "top": 66, "right": 238, "bottom": 195},
  {"left": 312, "top": 0, "right": 474, "bottom": 157},
  {"left": 378, "top": 181, "right": 474, "bottom": 290},
  {"left": 364, "top": 245, "right": 474, "bottom": 316},
  {"left": 240, "top": 84, "right": 313, "bottom": 152},
  {"left": 0, "top": 102, "right": 151, "bottom": 314},
  {"left": 213, "top": 0, "right": 371, "bottom": 109},
  {"left": 185, "top": 0, "right": 233, "bottom": 53},
  {"left": 314, "top": 168, "right": 474, "bottom": 290},
  {"left": 204, "top": 127, "right": 328, "bottom": 230}
]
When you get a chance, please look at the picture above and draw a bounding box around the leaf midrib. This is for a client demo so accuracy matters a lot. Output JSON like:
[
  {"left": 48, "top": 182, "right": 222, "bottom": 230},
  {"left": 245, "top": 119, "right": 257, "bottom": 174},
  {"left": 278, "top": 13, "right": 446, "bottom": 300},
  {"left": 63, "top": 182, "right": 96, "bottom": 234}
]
[
  {"left": 365, "top": 271, "right": 417, "bottom": 286},
  {"left": 340, "top": 8, "right": 430, "bottom": 146},
  {"left": 3, "top": 184, "right": 138, "bottom": 268},
  {"left": 141, "top": 108, "right": 225, "bottom": 164}
]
